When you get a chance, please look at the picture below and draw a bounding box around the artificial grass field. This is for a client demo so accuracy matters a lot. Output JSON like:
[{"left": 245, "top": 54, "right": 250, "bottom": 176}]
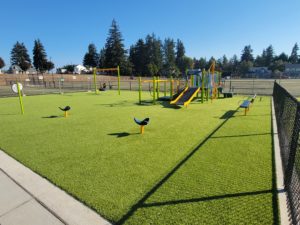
[{"left": 0, "top": 91, "right": 277, "bottom": 224}]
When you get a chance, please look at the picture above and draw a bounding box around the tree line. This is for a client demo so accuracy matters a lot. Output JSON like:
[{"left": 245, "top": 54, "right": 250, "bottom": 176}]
[
  {"left": 82, "top": 19, "right": 300, "bottom": 77},
  {"left": 0, "top": 40, "right": 54, "bottom": 73},
  {"left": 1, "top": 19, "right": 299, "bottom": 77}
]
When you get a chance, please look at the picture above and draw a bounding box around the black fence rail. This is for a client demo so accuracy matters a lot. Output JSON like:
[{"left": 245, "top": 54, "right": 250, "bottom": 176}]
[{"left": 273, "top": 82, "right": 300, "bottom": 225}]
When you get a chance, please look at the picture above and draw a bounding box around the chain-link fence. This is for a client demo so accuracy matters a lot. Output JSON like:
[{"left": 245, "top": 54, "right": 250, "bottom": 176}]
[
  {"left": 0, "top": 74, "right": 187, "bottom": 97},
  {"left": 1, "top": 74, "right": 300, "bottom": 97},
  {"left": 273, "top": 82, "right": 300, "bottom": 225},
  {"left": 223, "top": 79, "right": 300, "bottom": 96}
]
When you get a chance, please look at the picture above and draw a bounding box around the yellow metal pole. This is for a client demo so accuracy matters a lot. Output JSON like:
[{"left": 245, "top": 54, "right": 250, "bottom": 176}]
[
  {"left": 17, "top": 83, "right": 24, "bottom": 115},
  {"left": 93, "top": 68, "right": 98, "bottom": 94},
  {"left": 140, "top": 125, "right": 145, "bottom": 134},
  {"left": 156, "top": 76, "right": 159, "bottom": 99},
  {"left": 153, "top": 76, "right": 156, "bottom": 104}
]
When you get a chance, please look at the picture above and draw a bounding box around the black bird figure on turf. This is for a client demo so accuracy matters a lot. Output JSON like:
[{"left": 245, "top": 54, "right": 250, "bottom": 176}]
[
  {"left": 134, "top": 117, "right": 150, "bottom": 134},
  {"left": 59, "top": 106, "right": 71, "bottom": 117}
]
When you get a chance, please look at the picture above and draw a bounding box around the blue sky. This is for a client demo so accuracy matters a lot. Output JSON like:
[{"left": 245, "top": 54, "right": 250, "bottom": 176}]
[{"left": 1, "top": 0, "right": 299, "bottom": 69}]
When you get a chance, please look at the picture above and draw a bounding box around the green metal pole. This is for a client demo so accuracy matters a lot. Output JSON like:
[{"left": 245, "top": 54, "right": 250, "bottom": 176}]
[
  {"left": 164, "top": 80, "right": 166, "bottom": 97},
  {"left": 153, "top": 76, "right": 156, "bottom": 104},
  {"left": 206, "top": 70, "right": 209, "bottom": 102},
  {"left": 17, "top": 83, "right": 24, "bottom": 115},
  {"left": 156, "top": 76, "right": 160, "bottom": 99},
  {"left": 93, "top": 68, "right": 97, "bottom": 94},
  {"left": 217, "top": 72, "right": 220, "bottom": 98},
  {"left": 201, "top": 69, "right": 205, "bottom": 103},
  {"left": 138, "top": 76, "right": 142, "bottom": 104},
  {"left": 117, "top": 65, "right": 120, "bottom": 95}
]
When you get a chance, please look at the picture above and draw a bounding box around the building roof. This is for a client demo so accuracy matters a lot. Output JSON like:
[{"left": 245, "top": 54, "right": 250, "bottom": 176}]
[
  {"left": 285, "top": 64, "right": 300, "bottom": 69},
  {"left": 11, "top": 65, "right": 22, "bottom": 71}
]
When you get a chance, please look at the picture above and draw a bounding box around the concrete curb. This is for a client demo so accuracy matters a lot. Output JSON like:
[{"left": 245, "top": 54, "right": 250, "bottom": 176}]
[
  {"left": 0, "top": 150, "right": 111, "bottom": 225},
  {"left": 271, "top": 98, "right": 289, "bottom": 225}
]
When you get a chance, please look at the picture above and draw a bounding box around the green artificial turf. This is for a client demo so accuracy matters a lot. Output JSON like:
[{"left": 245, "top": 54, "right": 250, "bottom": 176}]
[{"left": 0, "top": 91, "right": 277, "bottom": 224}]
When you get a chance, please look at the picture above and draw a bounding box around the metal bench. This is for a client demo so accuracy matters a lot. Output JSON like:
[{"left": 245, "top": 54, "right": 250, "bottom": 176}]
[{"left": 240, "top": 94, "right": 256, "bottom": 115}]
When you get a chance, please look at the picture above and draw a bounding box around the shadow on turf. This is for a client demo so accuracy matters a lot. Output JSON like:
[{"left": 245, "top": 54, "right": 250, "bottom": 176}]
[
  {"left": 211, "top": 132, "right": 271, "bottom": 139},
  {"left": 216, "top": 110, "right": 270, "bottom": 119},
  {"left": 219, "top": 110, "right": 236, "bottom": 119},
  {"left": 116, "top": 104, "right": 280, "bottom": 225},
  {"left": 97, "top": 101, "right": 136, "bottom": 108},
  {"left": 115, "top": 107, "right": 239, "bottom": 225},
  {"left": 161, "top": 101, "right": 181, "bottom": 109},
  {"left": 108, "top": 132, "right": 139, "bottom": 138},
  {"left": 141, "top": 189, "right": 274, "bottom": 208},
  {"left": 42, "top": 115, "right": 61, "bottom": 119}
]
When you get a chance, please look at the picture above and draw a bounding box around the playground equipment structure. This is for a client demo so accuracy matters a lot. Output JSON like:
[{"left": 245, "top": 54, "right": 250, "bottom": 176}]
[
  {"left": 137, "top": 61, "right": 222, "bottom": 107},
  {"left": 93, "top": 66, "right": 120, "bottom": 95},
  {"left": 138, "top": 77, "right": 180, "bottom": 104}
]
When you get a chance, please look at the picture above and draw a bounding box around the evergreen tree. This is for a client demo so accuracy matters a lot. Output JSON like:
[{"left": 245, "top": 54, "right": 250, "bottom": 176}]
[
  {"left": 269, "top": 60, "right": 285, "bottom": 72},
  {"left": 221, "top": 55, "right": 229, "bottom": 73},
  {"left": 241, "top": 45, "right": 254, "bottom": 62},
  {"left": 129, "top": 39, "right": 146, "bottom": 75},
  {"left": 229, "top": 55, "right": 239, "bottom": 75},
  {"left": 289, "top": 43, "right": 299, "bottom": 63},
  {"left": 254, "top": 49, "right": 267, "bottom": 67},
  {"left": 33, "top": 39, "right": 49, "bottom": 72},
  {"left": 238, "top": 60, "right": 253, "bottom": 76},
  {"left": 98, "top": 48, "right": 106, "bottom": 68},
  {"left": 163, "top": 38, "right": 177, "bottom": 76},
  {"left": 198, "top": 57, "right": 207, "bottom": 70},
  {"left": 207, "top": 57, "right": 216, "bottom": 70},
  {"left": 144, "top": 34, "right": 163, "bottom": 76},
  {"left": 175, "top": 39, "right": 186, "bottom": 74},
  {"left": 265, "top": 45, "right": 274, "bottom": 67},
  {"left": 103, "top": 19, "right": 127, "bottom": 73},
  {"left": 254, "top": 55, "right": 263, "bottom": 67},
  {"left": 83, "top": 43, "right": 99, "bottom": 68},
  {"left": 0, "top": 57, "right": 5, "bottom": 69},
  {"left": 181, "top": 56, "right": 193, "bottom": 74},
  {"left": 276, "top": 52, "right": 289, "bottom": 62},
  {"left": 10, "top": 42, "right": 31, "bottom": 71}
]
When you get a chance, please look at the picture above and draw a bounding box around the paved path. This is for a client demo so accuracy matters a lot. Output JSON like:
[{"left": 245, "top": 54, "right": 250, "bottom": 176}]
[{"left": 0, "top": 150, "right": 111, "bottom": 225}]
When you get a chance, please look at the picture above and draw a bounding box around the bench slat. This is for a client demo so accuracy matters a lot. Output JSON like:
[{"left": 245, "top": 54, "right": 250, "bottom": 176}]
[{"left": 240, "top": 100, "right": 250, "bottom": 108}]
